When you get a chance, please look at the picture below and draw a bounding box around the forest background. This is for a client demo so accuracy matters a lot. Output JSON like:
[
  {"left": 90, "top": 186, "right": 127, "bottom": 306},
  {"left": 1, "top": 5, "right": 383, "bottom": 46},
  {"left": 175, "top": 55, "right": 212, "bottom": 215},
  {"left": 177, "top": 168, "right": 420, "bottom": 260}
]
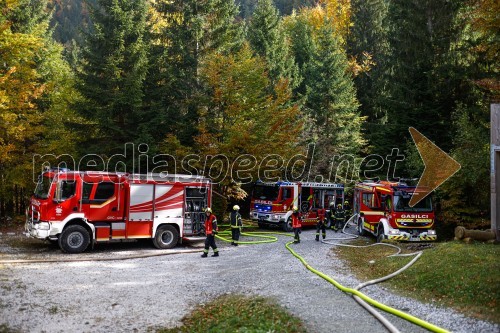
[{"left": 0, "top": 0, "right": 498, "bottom": 237}]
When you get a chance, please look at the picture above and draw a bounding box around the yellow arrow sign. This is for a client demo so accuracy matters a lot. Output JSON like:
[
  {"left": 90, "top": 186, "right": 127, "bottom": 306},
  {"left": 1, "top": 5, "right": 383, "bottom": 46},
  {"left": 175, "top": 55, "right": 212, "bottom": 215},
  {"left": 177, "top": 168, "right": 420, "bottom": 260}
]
[{"left": 409, "top": 127, "right": 461, "bottom": 207}]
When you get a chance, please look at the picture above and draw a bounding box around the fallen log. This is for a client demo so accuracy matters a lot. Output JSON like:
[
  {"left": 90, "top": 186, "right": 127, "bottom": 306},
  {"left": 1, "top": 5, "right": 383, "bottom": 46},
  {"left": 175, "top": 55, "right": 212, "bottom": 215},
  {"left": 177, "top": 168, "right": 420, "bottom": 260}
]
[{"left": 455, "top": 226, "right": 496, "bottom": 241}]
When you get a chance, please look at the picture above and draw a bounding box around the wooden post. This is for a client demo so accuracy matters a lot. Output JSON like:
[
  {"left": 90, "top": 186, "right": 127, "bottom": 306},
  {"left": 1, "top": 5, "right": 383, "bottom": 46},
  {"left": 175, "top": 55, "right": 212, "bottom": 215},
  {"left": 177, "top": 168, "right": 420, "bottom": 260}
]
[{"left": 491, "top": 104, "right": 500, "bottom": 241}]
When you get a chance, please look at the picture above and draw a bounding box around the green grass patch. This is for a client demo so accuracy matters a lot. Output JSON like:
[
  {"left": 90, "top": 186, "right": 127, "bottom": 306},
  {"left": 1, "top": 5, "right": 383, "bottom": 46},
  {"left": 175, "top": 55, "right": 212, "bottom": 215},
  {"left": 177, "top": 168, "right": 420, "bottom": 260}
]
[
  {"left": 334, "top": 241, "right": 500, "bottom": 323},
  {"left": 158, "top": 294, "right": 307, "bottom": 333}
]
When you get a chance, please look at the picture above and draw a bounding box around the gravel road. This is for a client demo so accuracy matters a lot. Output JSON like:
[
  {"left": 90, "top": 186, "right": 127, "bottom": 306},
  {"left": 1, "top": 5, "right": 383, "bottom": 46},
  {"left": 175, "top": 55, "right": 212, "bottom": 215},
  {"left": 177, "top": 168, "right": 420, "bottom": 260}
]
[{"left": 0, "top": 229, "right": 498, "bottom": 333}]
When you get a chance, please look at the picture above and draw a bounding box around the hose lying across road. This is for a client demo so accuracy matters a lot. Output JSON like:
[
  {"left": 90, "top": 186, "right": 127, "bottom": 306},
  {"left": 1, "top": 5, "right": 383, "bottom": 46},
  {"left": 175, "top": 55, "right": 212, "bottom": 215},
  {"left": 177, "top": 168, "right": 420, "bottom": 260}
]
[
  {"left": 301, "top": 216, "right": 446, "bottom": 333},
  {"left": 216, "top": 222, "right": 449, "bottom": 333},
  {"left": 1, "top": 222, "right": 448, "bottom": 333}
]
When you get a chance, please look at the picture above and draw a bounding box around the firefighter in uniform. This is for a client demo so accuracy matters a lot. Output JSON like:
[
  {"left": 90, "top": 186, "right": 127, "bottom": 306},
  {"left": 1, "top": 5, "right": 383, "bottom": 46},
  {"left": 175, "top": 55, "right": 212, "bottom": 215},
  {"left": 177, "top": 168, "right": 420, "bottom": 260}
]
[
  {"left": 343, "top": 201, "right": 352, "bottom": 227},
  {"left": 328, "top": 202, "right": 336, "bottom": 229},
  {"left": 292, "top": 206, "right": 302, "bottom": 243},
  {"left": 201, "top": 207, "right": 219, "bottom": 257},
  {"left": 334, "top": 203, "right": 345, "bottom": 232},
  {"left": 315, "top": 205, "right": 327, "bottom": 241},
  {"left": 230, "top": 205, "right": 242, "bottom": 246}
]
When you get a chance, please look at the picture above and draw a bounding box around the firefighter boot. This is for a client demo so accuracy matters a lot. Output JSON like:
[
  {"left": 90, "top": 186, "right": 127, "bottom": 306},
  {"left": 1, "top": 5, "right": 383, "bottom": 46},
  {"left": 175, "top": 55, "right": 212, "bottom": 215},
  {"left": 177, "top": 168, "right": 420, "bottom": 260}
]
[
  {"left": 201, "top": 252, "right": 208, "bottom": 258},
  {"left": 315, "top": 234, "right": 319, "bottom": 241},
  {"left": 211, "top": 252, "right": 219, "bottom": 257}
]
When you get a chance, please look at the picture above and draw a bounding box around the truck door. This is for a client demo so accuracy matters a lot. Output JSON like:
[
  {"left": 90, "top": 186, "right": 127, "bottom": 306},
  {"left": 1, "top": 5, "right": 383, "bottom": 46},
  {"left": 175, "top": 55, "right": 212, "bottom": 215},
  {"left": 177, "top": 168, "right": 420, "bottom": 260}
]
[
  {"left": 280, "top": 186, "right": 293, "bottom": 211},
  {"left": 51, "top": 176, "right": 79, "bottom": 222},
  {"left": 81, "top": 176, "right": 125, "bottom": 222},
  {"left": 300, "top": 186, "right": 313, "bottom": 212}
]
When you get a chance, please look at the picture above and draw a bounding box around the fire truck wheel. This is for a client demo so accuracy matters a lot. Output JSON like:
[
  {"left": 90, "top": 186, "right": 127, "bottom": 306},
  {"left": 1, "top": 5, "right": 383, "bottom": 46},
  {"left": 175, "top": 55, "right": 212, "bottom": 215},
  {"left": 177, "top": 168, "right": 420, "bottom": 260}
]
[
  {"left": 283, "top": 217, "right": 293, "bottom": 232},
  {"left": 59, "top": 225, "right": 90, "bottom": 254},
  {"left": 357, "top": 218, "right": 367, "bottom": 236},
  {"left": 376, "top": 225, "right": 385, "bottom": 243},
  {"left": 154, "top": 225, "right": 179, "bottom": 249}
]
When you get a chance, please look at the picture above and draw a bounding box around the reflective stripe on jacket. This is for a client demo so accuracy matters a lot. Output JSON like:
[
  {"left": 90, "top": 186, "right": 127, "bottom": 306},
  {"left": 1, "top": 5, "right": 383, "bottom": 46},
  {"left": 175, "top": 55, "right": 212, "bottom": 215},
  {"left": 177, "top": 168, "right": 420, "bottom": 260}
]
[{"left": 230, "top": 211, "right": 242, "bottom": 228}]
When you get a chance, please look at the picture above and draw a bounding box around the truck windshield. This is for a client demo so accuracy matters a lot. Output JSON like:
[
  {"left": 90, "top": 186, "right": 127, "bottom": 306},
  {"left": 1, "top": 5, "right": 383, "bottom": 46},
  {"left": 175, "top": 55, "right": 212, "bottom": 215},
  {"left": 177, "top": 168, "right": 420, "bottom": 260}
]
[
  {"left": 393, "top": 194, "right": 432, "bottom": 212},
  {"left": 34, "top": 175, "right": 53, "bottom": 199},
  {"left": 252, "top": 185, "right": 279, "bottom": 201}
]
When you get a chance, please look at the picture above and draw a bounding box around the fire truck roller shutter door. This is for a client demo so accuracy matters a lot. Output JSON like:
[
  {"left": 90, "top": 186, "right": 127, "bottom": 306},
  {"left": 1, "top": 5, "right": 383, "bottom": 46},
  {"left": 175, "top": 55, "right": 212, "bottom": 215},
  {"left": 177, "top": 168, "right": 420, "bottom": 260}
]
[
  {"left": 153, "top": 185, "right": 183, "bottom": 219},
  {"left": 129, "top": 184, "right": 154, "bottom": 221}
]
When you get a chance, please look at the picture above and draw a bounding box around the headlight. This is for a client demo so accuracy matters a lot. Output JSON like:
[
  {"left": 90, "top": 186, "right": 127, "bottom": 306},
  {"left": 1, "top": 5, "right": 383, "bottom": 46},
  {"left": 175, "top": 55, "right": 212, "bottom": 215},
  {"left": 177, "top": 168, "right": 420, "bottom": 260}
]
[
  {"left": 427, "top": 230, "right": 436, "bottom": 235},
  {"left": 272, "top": 215, "right": 280, "bottom": 220},
  {"left": 388, "top": 229, "right": 400, "bottom": 235},
  {"left": 35, "top": 222, "right": 50, "bottom": 230}
]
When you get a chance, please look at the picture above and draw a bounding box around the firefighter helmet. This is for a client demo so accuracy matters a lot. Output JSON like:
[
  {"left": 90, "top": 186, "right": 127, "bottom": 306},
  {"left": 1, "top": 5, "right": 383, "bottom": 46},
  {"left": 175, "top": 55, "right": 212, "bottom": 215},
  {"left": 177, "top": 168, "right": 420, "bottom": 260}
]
[
  {"left": 205, "top": 207, "right": 212, "bottom": 213},
  {"left": 292, "top": 206, "right": 298, "bottom": 212},
  {"left": 337, "top": 204, "right": 342, "bottom": 208},
  {"left": 344, "top": 201, "right": 350, "bottom": 206},
  {"left": 233, "top": 205, "right": 240, "bottom": 211}
]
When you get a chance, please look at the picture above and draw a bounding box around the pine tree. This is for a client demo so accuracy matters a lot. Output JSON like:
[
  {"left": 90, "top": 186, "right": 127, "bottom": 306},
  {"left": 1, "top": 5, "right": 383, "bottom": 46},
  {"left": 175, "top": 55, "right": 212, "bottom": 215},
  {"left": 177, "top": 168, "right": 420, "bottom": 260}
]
[
  {"left": 248, "top": 0, "right": 300, "bottom": 89},
  {"left": 8, "top": 0, "right": 48, "bottom": 33},
  {"left": 50, "top": 0, "right": 95, "bottom": 46},
  {"left": 146, "top": 0, "right": 243, "bottom": 146},
  {"left": 347, "top": 0, "right": 390, "bottom": 155},
  {"left": 77, "top": 0, "right": 149, "bottom": 157},
  {"left": 382, "top": 0, "right": 462, "bottom": 154},
  {"left": 303, "top": 21, "right": 364, "bottom": 176},
  {"left": 285, "top": 13, "right": 314, "bottom": 98}
]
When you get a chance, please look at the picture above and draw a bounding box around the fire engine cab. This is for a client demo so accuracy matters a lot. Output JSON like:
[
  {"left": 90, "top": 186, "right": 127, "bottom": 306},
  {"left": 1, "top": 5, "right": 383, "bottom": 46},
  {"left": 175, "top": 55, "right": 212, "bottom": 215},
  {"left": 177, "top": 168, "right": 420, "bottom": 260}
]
[
  {"left": 25, "top": 168, "right": 211, "bottom": 253},
  {"left": 353, "top": 180, "right": 437, "bottom": 242},
  {"left": 250, "top": 180, "right": 344, "bottom": 231}
]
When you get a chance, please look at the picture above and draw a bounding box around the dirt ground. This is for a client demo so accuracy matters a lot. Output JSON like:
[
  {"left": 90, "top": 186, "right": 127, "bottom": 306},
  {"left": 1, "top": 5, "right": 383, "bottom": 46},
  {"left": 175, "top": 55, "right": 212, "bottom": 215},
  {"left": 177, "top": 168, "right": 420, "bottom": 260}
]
[{"left": 0, "top": 227, "right": 498, "bottom": 333}]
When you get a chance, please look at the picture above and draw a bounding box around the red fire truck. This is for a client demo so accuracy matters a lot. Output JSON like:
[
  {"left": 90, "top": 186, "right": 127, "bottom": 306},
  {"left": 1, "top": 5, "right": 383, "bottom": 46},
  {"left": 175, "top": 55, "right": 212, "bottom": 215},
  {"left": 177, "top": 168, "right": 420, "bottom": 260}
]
[
  {"left": 250, "top": 180, "right": 344, "bottom": 231},
  {"left": 353, "top": 180, "right": 437, "bottom": 242},
  {"left": 25, "top": 168, "right": 211, "bottom": 253}
]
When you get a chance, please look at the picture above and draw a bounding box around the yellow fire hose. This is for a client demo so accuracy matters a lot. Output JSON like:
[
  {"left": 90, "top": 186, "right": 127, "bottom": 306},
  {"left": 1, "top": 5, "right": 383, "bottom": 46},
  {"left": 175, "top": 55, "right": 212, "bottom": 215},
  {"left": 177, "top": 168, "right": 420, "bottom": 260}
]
[
  {"left": 3, "top": 222, "right": 449, "bottom": 333},
  {"left": 216, "top": 223, "right": 449, "bottom": 333}
]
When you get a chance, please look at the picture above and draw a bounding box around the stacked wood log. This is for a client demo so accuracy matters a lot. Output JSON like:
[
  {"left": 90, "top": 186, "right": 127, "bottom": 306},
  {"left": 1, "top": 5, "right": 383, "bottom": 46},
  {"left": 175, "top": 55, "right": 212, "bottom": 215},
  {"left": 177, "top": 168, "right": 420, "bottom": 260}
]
[{"left": 454, "top": 226, "right": 496, "bottom": 243}]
